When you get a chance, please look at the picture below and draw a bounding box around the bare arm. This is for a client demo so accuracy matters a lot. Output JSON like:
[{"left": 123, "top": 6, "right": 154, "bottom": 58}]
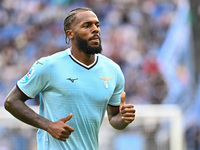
[
  {"left": 4, "top": 86, "right": 50, "bottom": 129},
  {"left": 4, "top": 86, "right": 74, "bottom": 141},
  {"left": 107, "top": 92, "right": 136, "bottom": 130},
  {"left": 107, "top": 105, "right": 129, "bottom": 130}
]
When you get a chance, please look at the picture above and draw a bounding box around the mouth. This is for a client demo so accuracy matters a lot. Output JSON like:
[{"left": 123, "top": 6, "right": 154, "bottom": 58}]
[
  {"left": 89, "top": 35, "right": 100, "bottom": 41},
  {"left": 90, "top": 39, "right": 99, "bottom": 42}
]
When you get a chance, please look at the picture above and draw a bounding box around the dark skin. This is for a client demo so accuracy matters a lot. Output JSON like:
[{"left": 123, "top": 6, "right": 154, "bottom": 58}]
[
  {"left": 4, "top": 86, "right": 74, "bottom": 141},
  {"left": 4, "top": 10, "right": 136, "bottom": 142}
]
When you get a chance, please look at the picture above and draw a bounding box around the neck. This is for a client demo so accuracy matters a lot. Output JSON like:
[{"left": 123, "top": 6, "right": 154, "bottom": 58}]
[{"left": 70, "top": 47, "right": 96, "bottom": 66}]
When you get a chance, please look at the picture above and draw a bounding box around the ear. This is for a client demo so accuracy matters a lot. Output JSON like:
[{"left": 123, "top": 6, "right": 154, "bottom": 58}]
[{"left": 66, "top": 30, "right": 74, "bottom": 40}]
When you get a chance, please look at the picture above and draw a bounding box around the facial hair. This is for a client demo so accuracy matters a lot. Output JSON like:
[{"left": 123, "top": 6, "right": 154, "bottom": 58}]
[{"left": 75, "top": 34, "right": 102, "bottom": 55}]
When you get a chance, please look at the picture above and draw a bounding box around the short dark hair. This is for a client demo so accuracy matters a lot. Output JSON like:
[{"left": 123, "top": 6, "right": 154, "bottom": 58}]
[{"left": 63, "top": 7, "right": 92, "bottom": 44}]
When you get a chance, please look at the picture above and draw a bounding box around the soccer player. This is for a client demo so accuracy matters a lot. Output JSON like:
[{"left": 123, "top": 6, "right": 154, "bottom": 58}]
[{"left": 4, "top": 7, "right": 136, "bottom": 150}]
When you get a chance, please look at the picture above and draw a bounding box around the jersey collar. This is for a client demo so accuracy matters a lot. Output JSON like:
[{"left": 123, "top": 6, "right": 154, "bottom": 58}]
[{"left": 67, "top": 48, "right": 98, "bottom": 70}]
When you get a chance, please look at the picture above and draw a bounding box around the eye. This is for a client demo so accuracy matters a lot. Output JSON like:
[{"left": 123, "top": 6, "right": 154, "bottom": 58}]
[
  {"left": 96, "top": 24, "right": 100, "bottom": 28},
  {"left": 83, "top": 24, "right": 90, "bottom": 28}
]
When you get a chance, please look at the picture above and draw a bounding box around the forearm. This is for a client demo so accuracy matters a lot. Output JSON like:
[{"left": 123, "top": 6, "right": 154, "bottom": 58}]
[
  {"left": 4, "top": 98, "right": 51, "bottom": 131},
  {"left": 109, "top": 113, "right": 129, "bottom": 130},
  {"left": 107, "top": 93, "right": 135, "bottom": 130}
]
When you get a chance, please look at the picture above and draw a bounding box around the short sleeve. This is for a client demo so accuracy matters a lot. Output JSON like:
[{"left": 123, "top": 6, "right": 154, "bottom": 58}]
[
  {"left": 17, "top": 57, "right": 50, "bottom": 98},
  {"left": 108, "top": 65, "right": 125, "bottom": 106}
]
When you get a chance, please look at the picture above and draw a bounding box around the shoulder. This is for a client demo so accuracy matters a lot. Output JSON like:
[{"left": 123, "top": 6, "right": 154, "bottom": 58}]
[
  {"left": 98, "top": 54, "right": 120, "bottom": 69},
  {"left": 35, "top": 50, "right": 68, "bottom": 66},
  {"left": 29, "top": 50, "right": 68, "bottom": 76},
  {"left": 97, "top": 54, "right": 123, "bottom": 76}
]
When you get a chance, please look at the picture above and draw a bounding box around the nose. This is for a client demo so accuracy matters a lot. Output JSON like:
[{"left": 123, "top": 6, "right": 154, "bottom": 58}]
[{"left": 91, "top": 24, "right": 100, "bottom": 34}]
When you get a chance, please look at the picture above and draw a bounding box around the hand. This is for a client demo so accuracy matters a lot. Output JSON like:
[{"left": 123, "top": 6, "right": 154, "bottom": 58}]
[
  {"left": 46, "top": 113, "right": 74, "bottom": 141},
  {"left": 120, "top": 92, "right": 136, "bottom": 124}
]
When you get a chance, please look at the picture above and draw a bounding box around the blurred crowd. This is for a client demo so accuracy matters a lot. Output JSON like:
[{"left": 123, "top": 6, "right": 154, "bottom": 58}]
[
  {"left": 0, "top": 0, "right": 198, "bottom": 150},
  {"left": 0, "top": 0, "right": 173, "bottom": 105}
]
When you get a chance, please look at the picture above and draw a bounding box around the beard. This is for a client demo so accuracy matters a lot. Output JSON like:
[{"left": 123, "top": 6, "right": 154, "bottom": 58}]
[{"left": 75, "top": 34, "right": 102, "bottom": 55}]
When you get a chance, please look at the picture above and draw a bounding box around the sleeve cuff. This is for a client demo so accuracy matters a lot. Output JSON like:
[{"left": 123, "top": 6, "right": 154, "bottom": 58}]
[{"left": 16, "top": 83, "right": 33, "bottom": 99}]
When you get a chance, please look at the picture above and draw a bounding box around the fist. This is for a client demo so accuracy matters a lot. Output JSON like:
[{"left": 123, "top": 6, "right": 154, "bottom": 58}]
[
  {"left": 120, "top": 92, "right": 136, "bottom": 124},
  {"left": 47, "top": 113, "right": 74, "bottom": 141}
]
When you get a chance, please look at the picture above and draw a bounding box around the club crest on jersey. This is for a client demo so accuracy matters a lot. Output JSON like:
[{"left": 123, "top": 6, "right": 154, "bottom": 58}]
[{"left": 99, "top": 77, "right": 112, "bottom": 89}]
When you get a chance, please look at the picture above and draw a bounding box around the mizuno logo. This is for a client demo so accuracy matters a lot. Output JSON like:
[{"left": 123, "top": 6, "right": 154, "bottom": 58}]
[{"left": 66, "top": 78, "right": 78, "bottom": 83}]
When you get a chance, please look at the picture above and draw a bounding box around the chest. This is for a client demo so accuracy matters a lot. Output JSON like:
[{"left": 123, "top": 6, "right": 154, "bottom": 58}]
[{"left": 47, "top": 64, "right": 117, "bottom": 105}]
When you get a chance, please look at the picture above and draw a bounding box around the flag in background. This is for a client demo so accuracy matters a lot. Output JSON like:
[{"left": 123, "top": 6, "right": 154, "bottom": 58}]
[{"left": 157, "top": 0, "right": 195, "bottom": 110}]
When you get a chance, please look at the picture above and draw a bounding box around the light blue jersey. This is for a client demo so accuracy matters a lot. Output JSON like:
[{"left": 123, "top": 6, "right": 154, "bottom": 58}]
[{"left": 17, "top": 48, "right": 125, "bottom": 150}]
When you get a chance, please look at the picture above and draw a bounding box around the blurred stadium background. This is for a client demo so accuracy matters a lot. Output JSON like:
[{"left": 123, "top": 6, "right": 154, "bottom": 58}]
[{"left": 0, "top": 0, "right": 199, "bottom": 149}]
